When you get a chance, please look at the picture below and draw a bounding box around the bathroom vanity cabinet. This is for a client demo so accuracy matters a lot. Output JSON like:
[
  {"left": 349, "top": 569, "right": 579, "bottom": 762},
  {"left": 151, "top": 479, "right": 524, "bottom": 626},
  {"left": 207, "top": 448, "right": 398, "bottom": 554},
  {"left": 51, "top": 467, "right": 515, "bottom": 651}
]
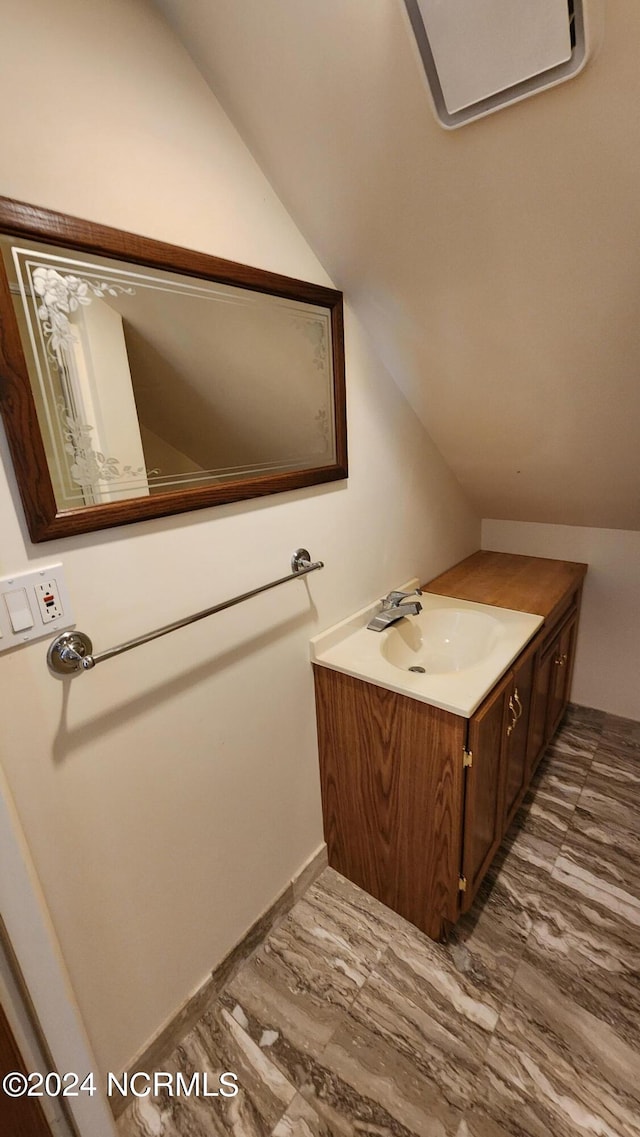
[{"left": 312, "top": 551, "right": 586, "bottom": 940}]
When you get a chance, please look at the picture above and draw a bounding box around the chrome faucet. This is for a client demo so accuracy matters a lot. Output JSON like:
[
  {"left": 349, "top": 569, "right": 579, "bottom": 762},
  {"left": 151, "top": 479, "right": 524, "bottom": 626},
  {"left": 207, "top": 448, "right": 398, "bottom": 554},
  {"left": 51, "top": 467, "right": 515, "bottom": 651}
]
[{"left": 367, "top": 589, "right": 423, "bottom": 631}]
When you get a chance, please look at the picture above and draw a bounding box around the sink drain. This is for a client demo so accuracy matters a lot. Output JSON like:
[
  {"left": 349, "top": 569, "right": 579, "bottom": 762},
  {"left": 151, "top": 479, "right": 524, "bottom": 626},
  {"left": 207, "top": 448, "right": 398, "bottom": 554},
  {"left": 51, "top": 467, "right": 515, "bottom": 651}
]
[{"left": 408, "top": 665, "right": 426, "bottom": 673}]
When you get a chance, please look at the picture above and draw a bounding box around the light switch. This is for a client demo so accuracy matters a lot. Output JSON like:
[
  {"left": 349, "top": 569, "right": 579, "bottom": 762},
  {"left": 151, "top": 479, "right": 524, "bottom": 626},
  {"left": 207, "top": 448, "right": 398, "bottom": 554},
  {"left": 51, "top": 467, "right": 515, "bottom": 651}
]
[{"left": 4, "top": 588, "right": 34, "bottom": 633}]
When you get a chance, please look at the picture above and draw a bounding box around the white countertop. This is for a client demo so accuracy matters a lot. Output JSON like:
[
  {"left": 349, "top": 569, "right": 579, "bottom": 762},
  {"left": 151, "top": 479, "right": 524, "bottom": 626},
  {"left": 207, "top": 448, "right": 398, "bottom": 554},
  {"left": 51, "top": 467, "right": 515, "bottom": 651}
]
[{"left": 310, "top": 581, "right": 544, "bottom": 718}]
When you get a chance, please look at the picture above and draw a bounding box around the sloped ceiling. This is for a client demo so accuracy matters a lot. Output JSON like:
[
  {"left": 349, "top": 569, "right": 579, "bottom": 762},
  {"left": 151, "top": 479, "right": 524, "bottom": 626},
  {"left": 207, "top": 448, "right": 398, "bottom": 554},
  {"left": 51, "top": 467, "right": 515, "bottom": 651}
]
[{"left": 154, "top": 0, "right": 639, "bottom": 531}]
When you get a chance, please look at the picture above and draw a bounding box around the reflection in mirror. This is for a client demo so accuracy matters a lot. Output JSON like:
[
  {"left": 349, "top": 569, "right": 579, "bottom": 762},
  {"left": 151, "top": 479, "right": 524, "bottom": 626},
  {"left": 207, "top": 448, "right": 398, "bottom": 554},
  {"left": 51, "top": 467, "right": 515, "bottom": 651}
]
[
  {"left": 0, "top": 198, "right": 346, "bottom": 541},
  {"left": 1, "top": 239, "right": 336, "bottom": 509}
]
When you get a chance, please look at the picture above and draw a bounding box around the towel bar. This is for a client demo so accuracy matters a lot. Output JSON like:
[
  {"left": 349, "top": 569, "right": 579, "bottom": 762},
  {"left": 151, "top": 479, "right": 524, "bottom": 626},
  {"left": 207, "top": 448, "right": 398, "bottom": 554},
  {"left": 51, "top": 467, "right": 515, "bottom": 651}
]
[{"left": 47, "top": 549, "right": 324, "bottom": 676}]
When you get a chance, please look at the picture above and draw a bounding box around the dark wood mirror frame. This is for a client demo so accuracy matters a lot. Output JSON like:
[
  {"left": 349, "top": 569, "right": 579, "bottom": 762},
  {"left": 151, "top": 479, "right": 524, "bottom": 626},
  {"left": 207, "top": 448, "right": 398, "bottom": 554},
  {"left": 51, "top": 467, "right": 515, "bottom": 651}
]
[{"left": 0, "top": 197, "right": 347, "bottom": 542}]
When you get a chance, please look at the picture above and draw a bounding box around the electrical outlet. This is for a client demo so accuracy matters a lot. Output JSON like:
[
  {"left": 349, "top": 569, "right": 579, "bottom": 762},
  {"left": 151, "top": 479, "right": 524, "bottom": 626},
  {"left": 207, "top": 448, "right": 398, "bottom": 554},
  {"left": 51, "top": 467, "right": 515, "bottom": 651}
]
[{"left": 35, "top": 578, "right": 64, "bottom": 623}]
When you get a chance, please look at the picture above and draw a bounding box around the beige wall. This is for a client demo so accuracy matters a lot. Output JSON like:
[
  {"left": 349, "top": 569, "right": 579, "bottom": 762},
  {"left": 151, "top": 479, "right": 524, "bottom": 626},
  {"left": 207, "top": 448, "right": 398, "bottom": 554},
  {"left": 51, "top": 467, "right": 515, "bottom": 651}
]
[
  {"left": 482, "top": 520, "right": 640, "bottom": 721},
  {"left": 159, "top": 0, "right": 640, "bottom": 534},
  {"left": 0, "top": 0, "right": 479, "bottom": 1077}
]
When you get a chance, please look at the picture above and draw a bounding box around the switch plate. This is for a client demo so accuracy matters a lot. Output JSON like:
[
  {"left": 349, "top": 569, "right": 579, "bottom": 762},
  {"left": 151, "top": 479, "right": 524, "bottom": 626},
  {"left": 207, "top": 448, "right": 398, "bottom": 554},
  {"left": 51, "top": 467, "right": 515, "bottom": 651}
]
[{"left": 0, "top": 564, "right": 75, "bottom": 654}]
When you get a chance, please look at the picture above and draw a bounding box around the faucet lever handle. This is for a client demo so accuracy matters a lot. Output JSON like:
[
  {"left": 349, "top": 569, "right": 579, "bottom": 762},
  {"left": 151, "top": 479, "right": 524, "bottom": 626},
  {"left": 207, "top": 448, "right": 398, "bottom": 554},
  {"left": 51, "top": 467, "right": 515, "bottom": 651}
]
[{"left": 384, "top": 588, "right": 423, "bottom": 609}]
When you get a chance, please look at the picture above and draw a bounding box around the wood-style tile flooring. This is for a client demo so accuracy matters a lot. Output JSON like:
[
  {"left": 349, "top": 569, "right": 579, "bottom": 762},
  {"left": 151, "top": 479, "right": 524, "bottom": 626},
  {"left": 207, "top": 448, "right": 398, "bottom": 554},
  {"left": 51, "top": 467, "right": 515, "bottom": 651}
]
[{"left": 118, "top": 705, "right": 640, "bottom": 1137}]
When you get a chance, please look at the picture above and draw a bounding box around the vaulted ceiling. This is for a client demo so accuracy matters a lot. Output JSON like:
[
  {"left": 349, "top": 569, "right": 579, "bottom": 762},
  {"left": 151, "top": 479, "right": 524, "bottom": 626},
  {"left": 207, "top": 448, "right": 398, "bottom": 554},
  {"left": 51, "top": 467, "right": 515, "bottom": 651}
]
[{"left": 155, "top": 0, "right": 640, "bottom": 531}]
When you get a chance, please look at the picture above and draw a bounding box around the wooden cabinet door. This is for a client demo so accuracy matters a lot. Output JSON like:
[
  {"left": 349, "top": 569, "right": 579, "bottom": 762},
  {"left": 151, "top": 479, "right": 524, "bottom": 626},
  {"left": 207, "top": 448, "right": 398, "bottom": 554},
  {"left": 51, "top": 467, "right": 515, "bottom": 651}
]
[
  {"left": 527, "top": 636, "right": 554, "bottom": 775},
  {"left": 502, "top": 642, "right": 536, "bottom": 830},
  {"left": 460, "top": 671, "right": 511, "bottom": 912},
  {"left": 546, "top": 613, "right": 577, "bottom": 738}
]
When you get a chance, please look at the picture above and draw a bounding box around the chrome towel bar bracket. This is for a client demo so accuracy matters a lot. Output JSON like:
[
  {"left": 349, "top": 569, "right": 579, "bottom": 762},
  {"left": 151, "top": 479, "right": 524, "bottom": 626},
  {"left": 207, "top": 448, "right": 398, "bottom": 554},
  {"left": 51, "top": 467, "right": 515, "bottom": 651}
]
[{"left": 47, "top": 549, "right": 324, "bottom": 677}]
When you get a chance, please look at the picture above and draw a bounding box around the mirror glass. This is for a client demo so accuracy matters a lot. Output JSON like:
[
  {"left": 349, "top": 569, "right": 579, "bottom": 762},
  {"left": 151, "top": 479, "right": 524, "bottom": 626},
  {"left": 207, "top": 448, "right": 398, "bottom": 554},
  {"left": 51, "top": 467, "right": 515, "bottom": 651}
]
[
  {"left": 1, "top": 238, "right": 337, "bottom": 509},
  {"left": 0, "top": 198, "right": 347, "bottom": 541}
]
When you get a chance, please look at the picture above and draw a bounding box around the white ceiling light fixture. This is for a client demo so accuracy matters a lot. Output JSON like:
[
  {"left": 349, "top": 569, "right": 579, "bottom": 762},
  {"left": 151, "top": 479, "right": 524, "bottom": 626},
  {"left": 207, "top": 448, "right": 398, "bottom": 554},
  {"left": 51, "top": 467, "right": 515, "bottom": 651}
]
[{"left": 404, "top": 0, "right": 592, "bottom": 129}]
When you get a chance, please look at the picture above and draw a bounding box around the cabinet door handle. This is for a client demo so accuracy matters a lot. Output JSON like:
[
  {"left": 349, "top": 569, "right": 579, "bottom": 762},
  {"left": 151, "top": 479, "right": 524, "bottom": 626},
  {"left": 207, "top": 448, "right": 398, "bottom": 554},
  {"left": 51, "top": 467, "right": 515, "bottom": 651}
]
[
  {"left": 513, "top": 688, "right": 523, "bottom": 722},
  {"left": 506, "top": 695, "right": 517, "bottom": 736}
]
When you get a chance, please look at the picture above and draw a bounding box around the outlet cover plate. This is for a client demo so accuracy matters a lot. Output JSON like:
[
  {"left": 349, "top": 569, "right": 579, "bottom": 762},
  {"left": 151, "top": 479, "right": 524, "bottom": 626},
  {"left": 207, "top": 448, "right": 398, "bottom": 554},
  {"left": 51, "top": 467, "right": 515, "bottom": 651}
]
[{"left": 0, "top": 564, "right": 75, "bottom": 654}]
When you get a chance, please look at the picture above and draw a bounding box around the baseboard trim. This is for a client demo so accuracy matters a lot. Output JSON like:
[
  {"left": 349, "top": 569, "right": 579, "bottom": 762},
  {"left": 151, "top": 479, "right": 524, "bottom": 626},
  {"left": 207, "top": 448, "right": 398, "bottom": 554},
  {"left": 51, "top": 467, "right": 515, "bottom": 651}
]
[{"left": 110, "top": 844, "right": 327, "bottom": 1119}]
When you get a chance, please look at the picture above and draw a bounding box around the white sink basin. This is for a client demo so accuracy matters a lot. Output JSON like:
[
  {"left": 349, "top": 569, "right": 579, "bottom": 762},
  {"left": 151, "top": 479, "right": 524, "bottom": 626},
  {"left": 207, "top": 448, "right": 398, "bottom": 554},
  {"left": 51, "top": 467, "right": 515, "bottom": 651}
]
[
  {"left": 381, "top": 607, "right": 502, "bottom": 675},
  {"left": 310, "top": 582, "right": 544, "bottom": 718}
]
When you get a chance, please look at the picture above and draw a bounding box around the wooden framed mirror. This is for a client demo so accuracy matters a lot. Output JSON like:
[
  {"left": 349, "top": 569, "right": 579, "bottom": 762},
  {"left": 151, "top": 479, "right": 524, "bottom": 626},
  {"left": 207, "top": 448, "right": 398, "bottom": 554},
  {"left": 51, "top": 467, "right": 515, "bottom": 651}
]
[{"left": 0, "top": 197, "right": 347, "bottom": 541}]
